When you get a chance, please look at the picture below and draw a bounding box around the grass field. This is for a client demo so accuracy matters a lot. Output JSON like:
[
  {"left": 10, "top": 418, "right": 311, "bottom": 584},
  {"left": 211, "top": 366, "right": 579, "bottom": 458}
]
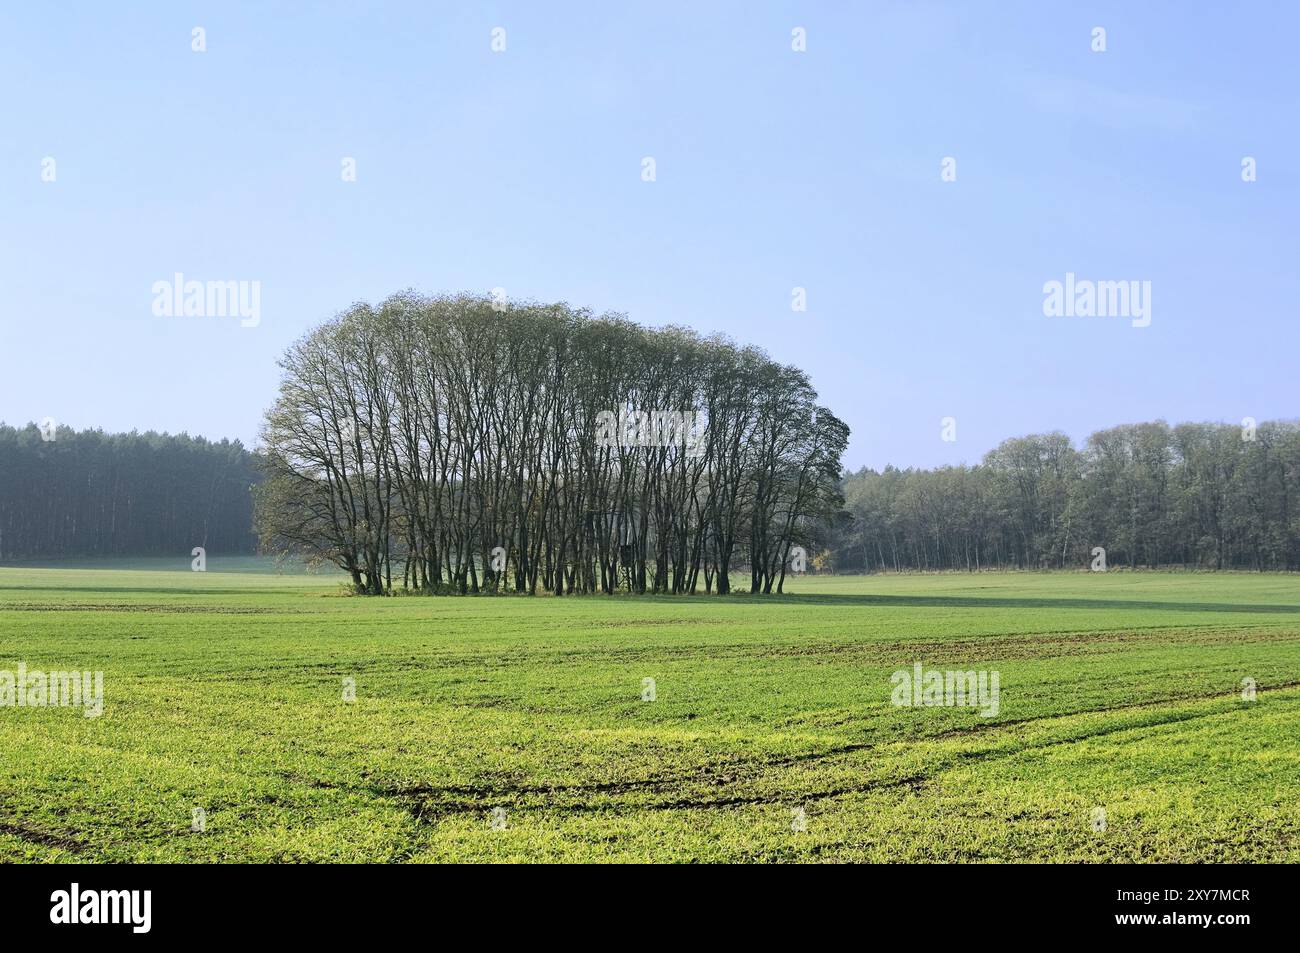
[{"left": 1, "top": 564, "right": 1297, "bottom": 862}]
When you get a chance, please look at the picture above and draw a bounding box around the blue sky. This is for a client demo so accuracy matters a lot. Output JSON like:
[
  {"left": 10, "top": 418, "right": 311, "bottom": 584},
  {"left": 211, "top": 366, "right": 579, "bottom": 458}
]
[{"left": 2, "top": 1, "right": 1296, "bottom": 469}]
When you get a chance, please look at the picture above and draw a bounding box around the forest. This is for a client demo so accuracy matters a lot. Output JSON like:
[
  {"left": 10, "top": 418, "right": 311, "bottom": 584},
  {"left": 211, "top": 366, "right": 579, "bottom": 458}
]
[
  {"left": 0, "top": 425, "right": 259, "bottom": 560},
  {"left": 256, "top": 293, "right": 849, "bottom": 595},
  {"left": 834, "top": 420, "right": 1300, "bottom": 572}
]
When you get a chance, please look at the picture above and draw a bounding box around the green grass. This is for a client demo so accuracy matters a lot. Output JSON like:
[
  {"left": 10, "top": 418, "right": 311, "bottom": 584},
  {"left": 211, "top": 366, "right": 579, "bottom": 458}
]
[{"left": 0, "top": 566, "right": 1297, "bottom": 862}]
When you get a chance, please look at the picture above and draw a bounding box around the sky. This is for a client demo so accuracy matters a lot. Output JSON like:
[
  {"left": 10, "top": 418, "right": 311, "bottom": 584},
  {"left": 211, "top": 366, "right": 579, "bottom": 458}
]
[{"left": 1, "top": 1, "right": 1296, "bottom": 470}]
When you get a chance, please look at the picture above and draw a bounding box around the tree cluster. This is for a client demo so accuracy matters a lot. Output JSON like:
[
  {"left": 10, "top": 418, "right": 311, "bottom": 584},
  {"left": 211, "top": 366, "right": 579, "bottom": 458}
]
[{"left": 256, "top": 293, "right": 849, "bottom": 595}]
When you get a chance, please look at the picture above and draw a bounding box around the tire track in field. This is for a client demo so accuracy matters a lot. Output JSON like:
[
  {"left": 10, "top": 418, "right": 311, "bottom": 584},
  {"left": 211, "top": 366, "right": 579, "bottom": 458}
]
[
  {"left": 0, "top": 819, "right": 87, "bottom": 855},
  {"left": 378, "top": 682, "right": 1300, "bottom": 821}
]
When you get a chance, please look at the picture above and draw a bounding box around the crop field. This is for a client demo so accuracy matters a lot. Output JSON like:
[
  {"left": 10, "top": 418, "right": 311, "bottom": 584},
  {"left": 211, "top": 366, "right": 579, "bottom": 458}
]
[{"left": 0, "top": 564, "right": 1297, "bottom": 863}]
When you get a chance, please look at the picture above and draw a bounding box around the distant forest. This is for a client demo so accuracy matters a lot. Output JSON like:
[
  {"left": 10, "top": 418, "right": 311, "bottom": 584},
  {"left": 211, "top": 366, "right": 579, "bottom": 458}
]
[
  {"left": 0, "top": 425, "right": 259, "bottom": 560},
  {"left": 833, "top": 420, "right": 1300, "bottom": 572}
]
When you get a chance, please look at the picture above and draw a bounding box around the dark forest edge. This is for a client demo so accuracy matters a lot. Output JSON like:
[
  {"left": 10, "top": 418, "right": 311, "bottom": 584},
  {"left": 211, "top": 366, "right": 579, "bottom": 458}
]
[{"left": 0, "top": 424, "right": 259, "bottom": 560}]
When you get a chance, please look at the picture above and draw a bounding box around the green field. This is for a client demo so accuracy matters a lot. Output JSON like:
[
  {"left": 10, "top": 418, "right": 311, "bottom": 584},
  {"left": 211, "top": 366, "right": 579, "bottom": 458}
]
[{"left": 1, "top": 565, "right": 1297, "bottom": 862}]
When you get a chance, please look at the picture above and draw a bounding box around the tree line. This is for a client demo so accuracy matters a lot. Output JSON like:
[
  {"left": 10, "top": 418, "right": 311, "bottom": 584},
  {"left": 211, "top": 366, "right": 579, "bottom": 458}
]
[
  {"left": 255, "top": 292, "right": 849, "bottom": 595},
  {"left": 0, "top": 425, "right": 259, "bottom": 560},
  {"left": 833, "top": 420, "right": 1300, "bottom": 572},
  {"left": 9, "top": 344, "right": 1290, "bottom": 579}
]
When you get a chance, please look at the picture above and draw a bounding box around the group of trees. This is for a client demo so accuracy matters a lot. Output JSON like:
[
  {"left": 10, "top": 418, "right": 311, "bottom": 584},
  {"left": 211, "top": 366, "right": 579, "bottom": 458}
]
[
  {"left": 833, "top": 420, "right": 1300, "bottom": 572},
  {"left": 0, "top": 425, "right": 259, "bottom": 560},
  {"left": 256, "top": 292, "right": 849, "bottom": 595}
]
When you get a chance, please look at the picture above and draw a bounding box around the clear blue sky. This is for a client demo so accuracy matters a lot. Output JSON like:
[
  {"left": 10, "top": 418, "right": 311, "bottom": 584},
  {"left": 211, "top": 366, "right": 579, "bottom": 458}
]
[{"left": 2, "top": 2, "right": 1296, "bottom": 470}]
